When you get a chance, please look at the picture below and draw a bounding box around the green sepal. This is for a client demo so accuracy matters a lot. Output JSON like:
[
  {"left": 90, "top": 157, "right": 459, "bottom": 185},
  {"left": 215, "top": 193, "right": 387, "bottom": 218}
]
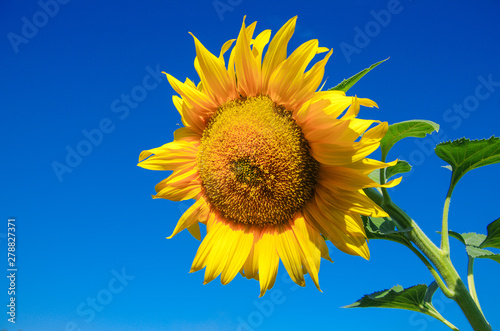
[
  {"left": 385, "top": 160, "right": 412, "bottom": 180},
  {"left": 329, "top": 58, "right": 388, "bottom": 93},
  {"left": 367, "top": 169, "right": 380, "bottom": 187},
  {"left": 380, "top": 120, "right": 439, "bottom": 161},
  {"left": 435, "top": 136, "right": 500, "bottom": 192}
]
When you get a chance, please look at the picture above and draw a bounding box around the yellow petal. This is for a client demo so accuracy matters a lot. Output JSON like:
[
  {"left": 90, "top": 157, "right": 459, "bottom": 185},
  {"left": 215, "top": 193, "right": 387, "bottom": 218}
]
[
  {"left": 190, "top": 32, "right": 237, "bottom": 105},
  {"left": 167, "top": 197, "right": 208, "bottom": 239},
  {"left": 219, "top": 39, "right": 236, "bottom": 62},
  {"left": 304, "top": 217, "right": 332, "bottom": 262},
  {"left": 292, "top": 49, "right": 333, "bottom": 108},
  {"left": 166, "top": 73, "right": 217, "bottom": 114},
  {"left": 316, "top": 46, "right": 330, "bottom": 53},
  {"left": 268, "top": 39, "right": 319, "bottom": 109},
  {"left": 317, "top": 183, "right": 388, "bottom": 218},
  {"left": 221, "top": 227, "right": 254, "bottom": 285},
  {"left": 340, "top": 118, "right": 379, "bottom": 142},
  {"left": 190, "top": 216, "right": 224, "bottom": 272},
  {"left": 138, "top": 141, "right": 197, "bottom": 171},
  {"left": 361, "top": 121, "right": 388, "bottom": 142},
  {"left": 251, "top": 29, "right": 271, "bottom": 64},
  {"left": 303, "top": 116, "right": 350, "bottom": 144},
  {"left": 319, "top": 165, "right": 401, "bottom": 190},
  {"left": 234, "top": 18, "right": 261, "bottom": 97},
  {"left": 342, "top": 96, "right": 378, "bottom": 119},
  {"left": 303, "top": 198, "right": 369, "bottom": 259},
  {"left": 314, "top": 192, "right": 367, "bottom": 238},
  {"left": 173, "top": 127, "right": 200, "bottom": 143},
  {"left": 257, "top": 227, "right": 280, "bottom": 297},
  {"left": 187, "top": 223, "right": 201, "bottom": 240},
  {"left": 275, "top": 225, "right": 305, "bottom": 287},
  {"left": 310, "top": 140, "right": 381, "bottom": 166},
  {"left": 204, "top": 223, "right": 234, "bottom": 284},
  {"left": 158, "top": 166, "right": 198, "bottom": 185},
  {"left": 294, "top": 90, "right": 351, "bottom": 127},
  {"left": 242, "top": 237, "right": 260, "bottom": 280},
  {"left": 262, "top": 16, "right": 297, "bottom": 92},
  {"left": 346, "top": 158, "right": 398, "bottom": 175},
  {"left": 153, "top": 172, "right": 201, "bottom": 201},
  {"left": 291, "top": 216, "right": 322, "bottom": 290},
  {"left": 172, "top": 95, "right": 206, "bottom": 134},
  {"left": 316, "top": 91, "right": 351, "bottom": 118},
  {"left": 245, "top": 20, "right": 257, "bottom": 39}
]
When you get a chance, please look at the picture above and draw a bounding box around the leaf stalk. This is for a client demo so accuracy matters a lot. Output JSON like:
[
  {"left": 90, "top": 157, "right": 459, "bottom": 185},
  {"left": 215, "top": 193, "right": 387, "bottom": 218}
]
[{"left": 364, "top": 188, "right": 491, "bottom": 331}]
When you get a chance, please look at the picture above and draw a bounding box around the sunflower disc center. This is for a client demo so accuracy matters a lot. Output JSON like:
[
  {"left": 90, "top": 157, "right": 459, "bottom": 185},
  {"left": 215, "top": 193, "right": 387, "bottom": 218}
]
[{"left": 198, "top": 96, "right": 319, "bottom": 226}]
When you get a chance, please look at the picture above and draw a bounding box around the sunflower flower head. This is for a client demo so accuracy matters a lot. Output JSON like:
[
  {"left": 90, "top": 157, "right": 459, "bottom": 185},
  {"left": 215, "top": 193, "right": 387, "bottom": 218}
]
[{"left": 138, "top": 16, "right": 400, "bottom": 296}]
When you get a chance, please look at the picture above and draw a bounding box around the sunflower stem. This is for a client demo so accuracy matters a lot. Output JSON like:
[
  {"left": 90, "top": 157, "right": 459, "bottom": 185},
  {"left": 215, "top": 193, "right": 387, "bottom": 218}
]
[
  {"left": 440, "top": 186, "right": 453, "bottom": 257},
  {"left": 407, "top": 244, "right": 453, "bottom": 298},
  {"left": 467, "top": 256, "right": 483, "bottom": 313},
  {"left": 364, "top": 188, "right": 491, "bottom": 331},
  {"left": 425, "top": 305, "right": 460, "bottom": 331}
]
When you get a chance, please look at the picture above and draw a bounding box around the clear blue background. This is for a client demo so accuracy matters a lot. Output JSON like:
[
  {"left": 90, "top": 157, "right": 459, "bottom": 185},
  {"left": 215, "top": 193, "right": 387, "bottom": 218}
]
[{"left": 1, "top": 0, "right": 499, "bottom": 330}]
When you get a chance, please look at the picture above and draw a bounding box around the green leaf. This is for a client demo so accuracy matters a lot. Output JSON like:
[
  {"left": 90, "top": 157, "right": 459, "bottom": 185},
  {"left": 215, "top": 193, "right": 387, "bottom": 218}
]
[
  {"left": 345, "top": 284, "right": 458, "bottom": 330},
  {"left": 466, "top": 246, "right": 500, "bottom": 263},
  {"left": 366, "top": 217, "right": 412, "bottom": 235},
  {"left": 344, "top": 284, "right": 426, "bottom": 310},
  {"left": 380, "top": 120, "right": 440, "bottom": 160},
  {"left": 435, "top": 136, "right": 500, "bottom": 192},
  {"left": 385, "top": 160, "right": 412, "bottom": 180},
  {"left": 449, "top": 231, "right": 486, "bottom": 247},
  {"left": 480, "top": 218, "right": 500, "bottom": 249},
  {"left": 329, "top": 58, "right": 388, "bottom": 93},
  {"left": 362, "top": 216, "right": 412, "bottom": 247},
  {"left": 449, "top": 229, "right": 500, "bottom": 265},
  {"left": 423, "top": 281, "right": 439, "bottom": 304}
]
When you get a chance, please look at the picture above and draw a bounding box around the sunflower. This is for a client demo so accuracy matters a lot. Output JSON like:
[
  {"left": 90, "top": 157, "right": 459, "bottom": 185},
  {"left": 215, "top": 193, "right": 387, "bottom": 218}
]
[{"left": 138, "top": 16, "right": 400, "bottom": 296}]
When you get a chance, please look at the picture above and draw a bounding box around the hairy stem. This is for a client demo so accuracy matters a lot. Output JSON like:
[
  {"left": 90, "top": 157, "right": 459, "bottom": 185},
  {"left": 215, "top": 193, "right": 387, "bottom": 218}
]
[
  {"left": 364, "top": 188, "right": 491, "bottom": 331},
  {"left": 426, "top": 306, "right": 460, "bottom": 331},
  {"left": 467, "top": 256, "right": 483, "bottom": 313},
  {"left": 407, "top": 245, "right": 453, "bottom": 298},
  {"left": 441, "top": 187, "right": 453, "bottom": 257}
]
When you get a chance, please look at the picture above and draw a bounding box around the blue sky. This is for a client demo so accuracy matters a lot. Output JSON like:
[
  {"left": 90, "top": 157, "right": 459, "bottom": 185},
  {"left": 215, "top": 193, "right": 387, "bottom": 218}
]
[{"left": 1, "top": 1, "right": 499, "bottom": 330}]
